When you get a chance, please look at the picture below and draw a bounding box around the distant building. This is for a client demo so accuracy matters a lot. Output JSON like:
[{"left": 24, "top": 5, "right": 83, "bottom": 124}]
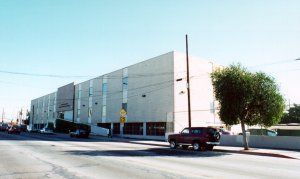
[{"left": 30, "top": 51, "right": 222, "bottom": 139}]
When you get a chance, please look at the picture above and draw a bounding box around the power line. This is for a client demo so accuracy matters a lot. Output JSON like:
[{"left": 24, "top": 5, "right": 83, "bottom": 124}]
[
  {"left": 0, "top": 69, "right": 185, "bottom": 79},
  {"left": 248, "top": 59, "right": 299, "bottom": 68},
  {"left": 31, "top": 82, "right": 175, "bottom": 110},
  {"left": 30, "top": 80, "right": 175, "bottom": 102},
  {"left": 0, "top": 70, "right": 93, "bottom": 79}
]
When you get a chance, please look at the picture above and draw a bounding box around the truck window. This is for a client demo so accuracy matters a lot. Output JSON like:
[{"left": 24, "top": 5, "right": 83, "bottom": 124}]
[
  {"left": 192, "top": 129, "right": 202, "bottom": 134},
  {"left": 181, "top": 128, "right": 189, "bottom": 134}
]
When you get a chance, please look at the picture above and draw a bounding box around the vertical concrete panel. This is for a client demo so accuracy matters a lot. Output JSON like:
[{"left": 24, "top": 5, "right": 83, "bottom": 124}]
[
  {"left": 127, "top": 52, "right": 174, "bottom": 123},
  {"left": 173, "top": 52, "right": 222, "bottom": 133},
  {"left": 92, "top": 77, "right": 102, "bottom": 125},
  {"left": 79, "top": 81, "right": 90, "bottom": 124},
  {"left": 107, "top": 70, "right": 123, "bottom": 123}
]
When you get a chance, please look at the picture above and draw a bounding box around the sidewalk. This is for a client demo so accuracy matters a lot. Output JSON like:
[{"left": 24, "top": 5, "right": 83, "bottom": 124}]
[
  {"left": 91, "top": 135, "right": 300, "bottom": 159},
  {"left": 213, "top": 146, "right": 300, "bottom": 159}
]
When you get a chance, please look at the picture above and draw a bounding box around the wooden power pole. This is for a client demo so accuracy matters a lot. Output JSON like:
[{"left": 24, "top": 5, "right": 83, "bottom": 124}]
[{"left": 185, "top": 35, "right": 192, "bottom": 130}]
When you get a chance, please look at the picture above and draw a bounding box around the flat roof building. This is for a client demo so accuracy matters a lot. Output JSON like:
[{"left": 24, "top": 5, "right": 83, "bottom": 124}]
[{"left": 30, "top": 51, "right": 221, "bottom": 140}]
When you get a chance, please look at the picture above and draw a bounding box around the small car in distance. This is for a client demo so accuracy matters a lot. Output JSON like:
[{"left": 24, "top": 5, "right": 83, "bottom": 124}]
[
  {"left": 39, "top": 128, "right": 54, "bottom": 134},
  {"left": 0, "top": 123, "right": 8, "bottom": 132},
  {"left": 168, "top": 127, "right": 221, "bottom": 151},
  {"left": 219, "top": 128, "right": 233, "bottom": 135},
  {"left": 7, "top": 125, "right": 21, "bottom": 134},
  {"left": 70, "top": 129, "right": 90, "bottom": 138}
]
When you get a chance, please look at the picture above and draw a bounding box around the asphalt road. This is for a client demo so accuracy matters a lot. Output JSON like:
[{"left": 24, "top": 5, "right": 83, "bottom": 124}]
[{"left": 0, "top": 132, "right": 299, "bottom": 179}]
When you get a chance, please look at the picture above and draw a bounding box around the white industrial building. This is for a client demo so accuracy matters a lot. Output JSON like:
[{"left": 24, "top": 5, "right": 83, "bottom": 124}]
[{"left": 30, "top": 51, "right": 221, "bottom": 140}]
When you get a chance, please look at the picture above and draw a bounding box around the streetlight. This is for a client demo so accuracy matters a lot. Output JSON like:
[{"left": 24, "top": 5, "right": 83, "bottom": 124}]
[{"left": 295, "top": 58, "right": 300, "bottom": 61}]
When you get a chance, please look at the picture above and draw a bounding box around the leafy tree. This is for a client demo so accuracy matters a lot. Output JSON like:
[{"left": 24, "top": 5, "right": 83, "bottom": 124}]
[
  {"left": 280, "top": 104, "right": 300, "bottom": 124},
  {"left": 211, "top": 64, "right": 285, "bottom": 150}
]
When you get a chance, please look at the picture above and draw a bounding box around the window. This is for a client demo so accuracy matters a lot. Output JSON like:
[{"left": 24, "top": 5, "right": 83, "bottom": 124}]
[
  {"left": 207, "top": 128, "right": 216, "bottom": 135},
  {"left": 192, "top": 129, "right": 202, "bottom": 134},
  {"left": 122, "top": 68, "right": 128, "bottom": 105},
  {"left": 102, "top": 83, "right": 107, "bottom": 111},
  {"left": 123, "top": 123, "right": 143, "bottom": 135},
  {"left": 181, "top": 128, "right": 190, "bottom": 134},
  {"left": 88, "top": 108, "right": 92, "bottom": 118},
  {"left": 102, "top": 78, "right": 107, "bottom": 122},
  {"left": 89, "top": 87, "right": 93, "bottom": 96},
  {"left": 78, "top": 89, "right": 82, "bottom": 98},
  {"left": 113, "top": 123, "right": 120, "bottom": 134},
  {"left": 122, "top": 103, "right": 127, "bottom": 111},
  {"left": 122, "top": 77, "right": 128, "bottom": 89},
  {"left": 89, "top": 80, "right": 94, "bottom": 97},
  {"left": 102, "top": 106, "right": 106, "bottom": 119},
  {"left": 102, "top": 83, "right": 107, "bottom": 93},
  {"left": 146, "top": 122, "right": 166, "bottom": 136}
]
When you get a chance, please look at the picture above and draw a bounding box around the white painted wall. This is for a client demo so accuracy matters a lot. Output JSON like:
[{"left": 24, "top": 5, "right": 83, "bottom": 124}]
[
  {"left": 173, "top": 51, "right": 222, "bottom": 133},
  {"left": 127, "top": 52, "right": 174, "bottom": 123}
]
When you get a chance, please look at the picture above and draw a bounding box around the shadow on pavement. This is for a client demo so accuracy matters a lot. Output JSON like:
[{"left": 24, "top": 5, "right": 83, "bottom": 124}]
[
  {"left": 64, "top": 148, "right": 231, "bottom": 158},
  {"left": 0, "top": 132, "right": 158, "bottom": 143}
]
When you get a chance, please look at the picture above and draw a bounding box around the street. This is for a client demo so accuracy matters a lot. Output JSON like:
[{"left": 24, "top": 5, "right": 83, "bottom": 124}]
[{"left": 0, "top": 132, "right": 299, "bottom": 179}]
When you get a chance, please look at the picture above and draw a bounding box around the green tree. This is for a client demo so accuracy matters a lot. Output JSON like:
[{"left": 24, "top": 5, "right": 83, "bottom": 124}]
[
  {"left": 211, "top": 64, "right": 285, "bottom": 150},
  {"left": 281, "top": 104, "right": 300, "bottom": 124}
]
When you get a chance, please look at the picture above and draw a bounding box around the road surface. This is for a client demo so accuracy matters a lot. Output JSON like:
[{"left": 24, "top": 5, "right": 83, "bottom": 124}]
[{"left": 0, "top": 132, "right": 299, "bottom": 178}]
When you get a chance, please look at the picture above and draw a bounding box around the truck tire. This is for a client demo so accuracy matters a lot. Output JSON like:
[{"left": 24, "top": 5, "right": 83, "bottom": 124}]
[
  {"left": 192, "top": 142, "right": 200, "bottom": 151},
  {"left": 169, "top": 140, "right": 177, "bottom": 149},
  {"left": 193, "top": 142, "right": 206, "bottom": 151}
]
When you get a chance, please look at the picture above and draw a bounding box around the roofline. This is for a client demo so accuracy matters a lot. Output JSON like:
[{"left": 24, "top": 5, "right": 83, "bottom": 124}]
[{"left": 75, "top": 51, "right": 175, "bottom": 86}]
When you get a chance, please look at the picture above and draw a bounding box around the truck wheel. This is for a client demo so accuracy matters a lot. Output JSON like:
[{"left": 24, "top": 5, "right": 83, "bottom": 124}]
[
  {"left": 169, "top": 140, "right": 177, "bottom": 149},
  {"left": 193, "top": 142, "right": 200, "bottom": 151}
]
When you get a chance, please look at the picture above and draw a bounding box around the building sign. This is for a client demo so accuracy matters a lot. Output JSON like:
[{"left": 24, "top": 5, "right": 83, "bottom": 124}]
[{"left": 56, "top": 83, "right": 75, "bottom": 112}]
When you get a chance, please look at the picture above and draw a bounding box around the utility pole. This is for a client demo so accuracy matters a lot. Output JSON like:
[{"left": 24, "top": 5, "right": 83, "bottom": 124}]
[
  {"left": 186, "top": 34, "right": 192, "bottom": 130},
  {"left": 1, "top": 108, "right": 4, "bottom": 123},
  {"left": 20, "top": 108, "right": 23, "bottom": 125}
]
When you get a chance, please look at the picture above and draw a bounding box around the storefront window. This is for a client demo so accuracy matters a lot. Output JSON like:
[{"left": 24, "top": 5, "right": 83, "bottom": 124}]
[
  {"left": 123, "top": 123, "right": 143, "bottom": 135},
  {"left": 146, "top": 122, "right": 166, "bottom": 136}
]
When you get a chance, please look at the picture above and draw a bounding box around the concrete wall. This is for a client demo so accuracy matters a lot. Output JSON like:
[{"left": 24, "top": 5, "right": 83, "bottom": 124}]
[
  {"left": 106, "top": 70, "right": 123, "bottom": 123},
  {"left": 173, "top": 51, "right": 222, "bottom": 133},
  {"left": 127, "top": 52, "right": 174, "bottom": 123},
  {"left": 75, "top": 80, "right": 90, "bottom": 124},
  {"left": 91, "top": 77, "right": 103, "bottom": 124},
  {"left": 56, "top": 83, "right": 74, "bottom": 112},
  {"left": 30, "top": 92, "right": 56, "bottom": 128},
  {"left": 74, "top": 52, "right": 175, "bottom": 125},
  {"left": 220, "top": 135, "right": 300, "bottom": 150}
]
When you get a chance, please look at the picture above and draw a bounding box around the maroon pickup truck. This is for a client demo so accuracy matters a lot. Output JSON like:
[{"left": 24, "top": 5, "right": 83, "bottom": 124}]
[{"left": 168, "top": 127, "right": 221, "bottom": 151}]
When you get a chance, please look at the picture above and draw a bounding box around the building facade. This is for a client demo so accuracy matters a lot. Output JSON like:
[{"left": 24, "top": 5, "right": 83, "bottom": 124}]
[{"left": 30, "top": 51, "right": 222, "bottom": 139}]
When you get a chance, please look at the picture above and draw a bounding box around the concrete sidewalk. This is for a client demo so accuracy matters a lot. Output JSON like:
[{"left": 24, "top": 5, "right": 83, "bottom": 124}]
[
  {"left": 91, "top": 135, "right": 300, "bottom": 160},
  {"left": 213, "top": 146, "right": 300, "bottom": 159}
]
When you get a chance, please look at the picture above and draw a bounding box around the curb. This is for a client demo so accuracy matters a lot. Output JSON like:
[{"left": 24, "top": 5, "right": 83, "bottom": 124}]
[{"left": 213, "top": 149, "right": 297, "bottom": 159}]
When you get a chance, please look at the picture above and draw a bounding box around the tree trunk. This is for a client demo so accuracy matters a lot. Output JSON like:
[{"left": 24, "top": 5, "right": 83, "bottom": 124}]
[{"left": 241, "top": 120, "right": 249, "bottom": 150}]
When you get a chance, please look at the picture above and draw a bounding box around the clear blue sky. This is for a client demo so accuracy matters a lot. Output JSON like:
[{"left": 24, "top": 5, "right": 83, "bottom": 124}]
[{"left": 0, "top": 0, "right": 300, "bottom": 120}]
